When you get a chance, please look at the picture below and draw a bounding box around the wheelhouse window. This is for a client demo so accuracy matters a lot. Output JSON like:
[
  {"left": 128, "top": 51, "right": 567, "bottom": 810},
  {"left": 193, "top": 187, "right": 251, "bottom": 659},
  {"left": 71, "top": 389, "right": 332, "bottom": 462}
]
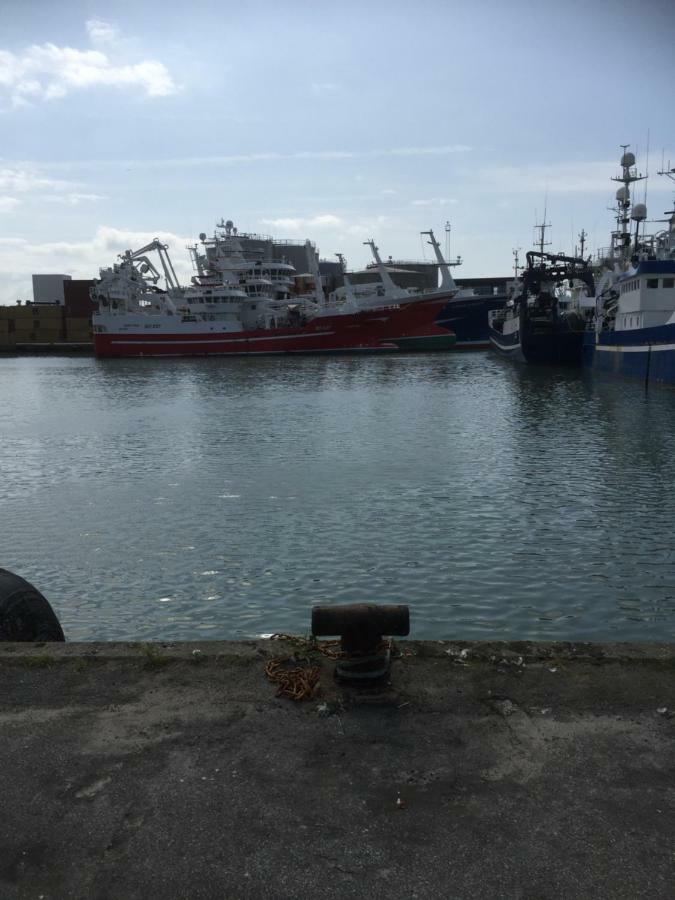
[
  {"left": 663, "top": 278, "right": 674, "bottom": 288},
  {"left": 647, "top": 279, "right": 658, "bottom": 289}
]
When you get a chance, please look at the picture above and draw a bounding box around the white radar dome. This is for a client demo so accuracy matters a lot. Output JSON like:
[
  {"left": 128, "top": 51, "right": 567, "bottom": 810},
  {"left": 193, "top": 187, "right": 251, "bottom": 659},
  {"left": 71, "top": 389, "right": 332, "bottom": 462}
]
[
  {"left": 621, "top": 151, "right": 636, "bottom": 167},
  {"left": 631, "top": 202, "right": 647, "bottom": 221},
  {"left": 199, "top": 232, "right": 207, "bottom": 241},
  {"left": 616, "top": 187, "right": 629, "bottom": 203}
]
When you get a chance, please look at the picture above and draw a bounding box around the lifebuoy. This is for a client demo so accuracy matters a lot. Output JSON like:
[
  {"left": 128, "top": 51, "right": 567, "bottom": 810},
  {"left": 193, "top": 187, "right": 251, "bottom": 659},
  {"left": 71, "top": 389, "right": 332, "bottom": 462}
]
[{"left": 0, "top": 569, "right": 65, "bottom": 641}]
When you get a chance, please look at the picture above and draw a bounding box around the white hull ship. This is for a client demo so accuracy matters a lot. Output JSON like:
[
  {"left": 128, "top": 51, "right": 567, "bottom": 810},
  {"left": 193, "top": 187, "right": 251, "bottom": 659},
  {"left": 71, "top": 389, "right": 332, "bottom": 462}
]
[{"left": 91, "top": 221, "right": 457, "bottom": 357}]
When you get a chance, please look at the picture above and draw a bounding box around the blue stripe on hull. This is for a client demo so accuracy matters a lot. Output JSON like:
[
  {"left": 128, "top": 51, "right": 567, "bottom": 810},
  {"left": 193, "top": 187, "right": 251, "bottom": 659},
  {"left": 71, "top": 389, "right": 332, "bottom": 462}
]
[{"left": 584, "top": 322, "right": 675, "bottom": 387}]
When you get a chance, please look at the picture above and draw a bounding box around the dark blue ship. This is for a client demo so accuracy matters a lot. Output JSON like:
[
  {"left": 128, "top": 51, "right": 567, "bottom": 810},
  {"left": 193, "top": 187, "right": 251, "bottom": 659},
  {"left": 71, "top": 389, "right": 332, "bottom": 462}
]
[
  {"left": 436, "top": 277, "right": 509, "bottom": 349},
  {"left": 488, "top": 251, "right": 593, "bottom": 365}
]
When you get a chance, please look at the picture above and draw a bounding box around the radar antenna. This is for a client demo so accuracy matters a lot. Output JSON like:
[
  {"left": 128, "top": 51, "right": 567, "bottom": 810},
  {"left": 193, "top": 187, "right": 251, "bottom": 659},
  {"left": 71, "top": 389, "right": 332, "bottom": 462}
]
[{"left": 610, "top": 144, "right": 646, "bottom": 262}]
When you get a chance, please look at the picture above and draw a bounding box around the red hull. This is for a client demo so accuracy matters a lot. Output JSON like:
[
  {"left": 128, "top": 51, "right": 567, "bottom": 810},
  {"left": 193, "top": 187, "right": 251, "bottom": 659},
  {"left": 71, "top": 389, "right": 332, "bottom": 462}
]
[{"left": 93, "top": 296, "right": 455, "bottom": 358}]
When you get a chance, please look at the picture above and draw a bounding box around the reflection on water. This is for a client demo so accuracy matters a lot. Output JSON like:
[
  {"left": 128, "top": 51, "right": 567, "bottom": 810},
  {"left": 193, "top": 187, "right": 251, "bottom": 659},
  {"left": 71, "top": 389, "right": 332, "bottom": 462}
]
[{"left": 1, "top": 353, "right": 674, "bottom": 642}]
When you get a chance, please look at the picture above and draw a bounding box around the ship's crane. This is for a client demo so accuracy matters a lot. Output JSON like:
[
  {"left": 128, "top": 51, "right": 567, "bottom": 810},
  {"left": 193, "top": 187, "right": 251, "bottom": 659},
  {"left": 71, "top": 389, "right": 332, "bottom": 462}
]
[{"left": 119, "top": 239, "right": 181, "bottom": 291}]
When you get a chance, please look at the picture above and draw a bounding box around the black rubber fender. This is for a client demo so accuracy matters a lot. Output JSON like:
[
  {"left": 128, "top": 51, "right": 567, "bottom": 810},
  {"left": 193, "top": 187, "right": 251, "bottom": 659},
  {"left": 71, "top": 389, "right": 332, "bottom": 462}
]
[{"left": 0, "top": 568, "right": 65, "bottom": 641}]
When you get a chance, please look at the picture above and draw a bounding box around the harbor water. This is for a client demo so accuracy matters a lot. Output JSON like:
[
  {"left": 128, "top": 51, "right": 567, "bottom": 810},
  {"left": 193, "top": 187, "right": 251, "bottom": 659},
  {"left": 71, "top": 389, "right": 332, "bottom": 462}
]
[{"left": 1, "top": 352, "right": 674, "bottom": 642}]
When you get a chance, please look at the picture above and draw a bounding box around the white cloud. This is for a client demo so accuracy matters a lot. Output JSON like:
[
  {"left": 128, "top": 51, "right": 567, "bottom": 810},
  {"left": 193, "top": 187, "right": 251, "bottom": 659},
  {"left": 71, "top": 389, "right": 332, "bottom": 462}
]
[
  {"left": 0, "top": 25, "right": 178, "bottom": 107},
  {"left": 0, "top": 163, "right": 106, "bottom": 211},
  {"left": 0, "top": 164, "right": 71, "bottom": 193},
  {"left": 91, "top": 144, "right": 471, "bottom": 170},
  {"left": 85, "top": 20, "right": 120, "bottom": 45},
  {"left": 260, "top": 214, "right": 344, "bottom": 233},
  {"left": 343, "top": 216, "right": 391, "bottom": 238},
  {"left": 479, "top": 160, "right": 675, "bottom": 195},
  {"left": 411, "top": 197, "right": 458, "bottom": 207},
  {"left": 0, "top": 225, "right": 194, "bottom": 305},
  {"left": 0, "top": 196, "right": 19, "bottom": 212},
  {"left": 310, "top": 82, "right": 340, "bottom": 95},
  {"left": 43, "top": 192, "right": 108, "bottom": 205},
  {"left": 310, "top": 214, "right": 342, "bottom": 228},
  {"left": 388, "top": 145, "right": 471, "bottom": 157}
]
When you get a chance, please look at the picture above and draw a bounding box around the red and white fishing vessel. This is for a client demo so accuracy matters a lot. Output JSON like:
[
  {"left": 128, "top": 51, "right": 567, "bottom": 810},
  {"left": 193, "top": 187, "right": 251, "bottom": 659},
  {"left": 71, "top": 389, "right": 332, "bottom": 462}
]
[{"left": 91, "top": 221, "right": 457, "bottom": 357}]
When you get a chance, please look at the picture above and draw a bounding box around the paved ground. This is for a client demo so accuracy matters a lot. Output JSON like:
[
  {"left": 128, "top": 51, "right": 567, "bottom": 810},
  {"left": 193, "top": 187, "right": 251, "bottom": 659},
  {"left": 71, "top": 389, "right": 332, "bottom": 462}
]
[{"left": 1, "top": 639, "right": 673, "bottom": 899}]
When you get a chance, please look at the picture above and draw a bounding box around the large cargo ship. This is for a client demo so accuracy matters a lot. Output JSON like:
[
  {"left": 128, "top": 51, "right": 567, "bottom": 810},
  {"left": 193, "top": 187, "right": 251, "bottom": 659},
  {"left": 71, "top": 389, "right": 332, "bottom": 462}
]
[{"left": 91, "top": 221, "right": 456, "bottom": 358}]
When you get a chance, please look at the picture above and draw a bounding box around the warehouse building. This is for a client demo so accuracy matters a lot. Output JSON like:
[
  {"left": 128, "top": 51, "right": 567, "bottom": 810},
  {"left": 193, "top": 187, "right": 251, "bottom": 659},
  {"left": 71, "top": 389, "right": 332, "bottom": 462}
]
[
  {"left": 0, "top": 276, "right": 96, "bottom": 350},
  {"left": 31, "top": 274, "right": 72, "bottom": 305}
]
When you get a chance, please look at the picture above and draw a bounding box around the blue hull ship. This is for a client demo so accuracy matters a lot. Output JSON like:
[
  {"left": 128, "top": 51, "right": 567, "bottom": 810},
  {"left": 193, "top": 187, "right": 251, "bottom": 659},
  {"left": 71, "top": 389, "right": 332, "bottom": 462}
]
[
  {"left": 581, "top": 147, "right": 675, "bottom": 389},
  {"left": 584, "top": 322, "right": 675, "bottom": 386}
]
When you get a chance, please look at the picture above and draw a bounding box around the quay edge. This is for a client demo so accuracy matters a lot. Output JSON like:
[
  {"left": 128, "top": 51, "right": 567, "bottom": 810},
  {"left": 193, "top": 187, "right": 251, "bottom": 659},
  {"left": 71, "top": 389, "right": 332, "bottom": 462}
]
[{"left": 1, "top": 639, "right": 674, "bottom": 900}]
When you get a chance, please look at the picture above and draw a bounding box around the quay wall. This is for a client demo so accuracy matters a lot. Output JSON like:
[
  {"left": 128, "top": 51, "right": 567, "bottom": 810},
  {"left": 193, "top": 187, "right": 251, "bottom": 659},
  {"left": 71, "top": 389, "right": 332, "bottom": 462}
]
[{"left": 1, "top": 638, "right": 673, "bottom": 899}]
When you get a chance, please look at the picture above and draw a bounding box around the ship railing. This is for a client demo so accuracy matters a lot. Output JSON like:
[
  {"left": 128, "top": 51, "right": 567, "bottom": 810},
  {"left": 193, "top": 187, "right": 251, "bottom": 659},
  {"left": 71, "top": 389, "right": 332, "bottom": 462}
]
[
  {"left": 271, "top": 238, "right": 316, "bottom": 249},
  {"left": 365, "top": 259, "right": 438, "bottom": 268},
  {"left": 213, "top": 230, "right": 274, "bottom": 243}
]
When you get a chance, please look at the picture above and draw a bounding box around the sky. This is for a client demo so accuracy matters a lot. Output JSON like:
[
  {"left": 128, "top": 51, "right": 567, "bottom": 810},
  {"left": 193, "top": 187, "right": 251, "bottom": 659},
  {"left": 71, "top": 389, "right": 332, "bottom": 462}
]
[{"left": 1, "top": 0, "right": 674, "bottom": 303}]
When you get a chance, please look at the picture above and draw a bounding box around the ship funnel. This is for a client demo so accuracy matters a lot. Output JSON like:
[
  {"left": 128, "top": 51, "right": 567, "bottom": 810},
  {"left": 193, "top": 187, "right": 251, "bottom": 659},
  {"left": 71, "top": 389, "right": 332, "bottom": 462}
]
[
  {"left": 621, "top": 151, "right": 636, "bottom": 168},
  {"left": 631, "top": 202, "right": 647, "bottom": 222}
]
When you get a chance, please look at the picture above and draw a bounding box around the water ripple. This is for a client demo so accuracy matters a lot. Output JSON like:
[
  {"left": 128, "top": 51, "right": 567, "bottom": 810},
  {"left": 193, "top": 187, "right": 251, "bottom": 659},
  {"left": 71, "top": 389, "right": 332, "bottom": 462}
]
[{"left": 1, "top": 353, "right": 674, "bottom": 641}]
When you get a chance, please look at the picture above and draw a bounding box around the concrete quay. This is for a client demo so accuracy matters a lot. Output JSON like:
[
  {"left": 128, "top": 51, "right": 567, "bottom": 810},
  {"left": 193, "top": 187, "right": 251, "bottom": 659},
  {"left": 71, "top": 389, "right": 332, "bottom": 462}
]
[{"left": 1, "top": 639, "right": 673, "bottom": 899}]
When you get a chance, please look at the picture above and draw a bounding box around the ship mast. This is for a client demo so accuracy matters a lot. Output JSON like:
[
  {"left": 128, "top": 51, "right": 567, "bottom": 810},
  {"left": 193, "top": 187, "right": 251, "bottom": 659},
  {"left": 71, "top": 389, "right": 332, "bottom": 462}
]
[
  {"left": 305, "top": 240, "right": 324, "bottom": 305},
  {"left": 512, "top": 248, "right": 522, "bottom": 278},
  {"left": 656, "top": 159, "right": 675, "bottom": 240},
  {"left": 420, "top": 228, "right": 457, "bottom": 292},
  {"left": 336, "top": 252, "right": 357, "bottom": 307},
  {"left": 534, "top": 203, "right": 551, "bottom": 256},
  {"left": 611, "top": 145, "right": 646, "bottom": 265},
  {"left": 363, "top": 240, "right": 408, "bottom": 299}
]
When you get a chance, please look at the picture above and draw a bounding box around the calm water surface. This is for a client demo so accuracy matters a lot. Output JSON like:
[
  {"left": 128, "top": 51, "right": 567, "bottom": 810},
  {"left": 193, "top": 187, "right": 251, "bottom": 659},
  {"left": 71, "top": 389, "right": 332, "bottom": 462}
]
[{"left": 1, "top": 352, "right": 674, "bottom": 642}]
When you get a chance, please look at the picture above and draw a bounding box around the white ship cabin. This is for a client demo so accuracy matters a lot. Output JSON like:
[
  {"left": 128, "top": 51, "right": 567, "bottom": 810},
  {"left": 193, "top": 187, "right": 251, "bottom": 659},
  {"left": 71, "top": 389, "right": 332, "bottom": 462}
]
[
  {"left": 329, "top": 282, "right": 391, "bottom": 304},
  {"left": 615, "top": 266, "right": 675, "bottom": 330}
]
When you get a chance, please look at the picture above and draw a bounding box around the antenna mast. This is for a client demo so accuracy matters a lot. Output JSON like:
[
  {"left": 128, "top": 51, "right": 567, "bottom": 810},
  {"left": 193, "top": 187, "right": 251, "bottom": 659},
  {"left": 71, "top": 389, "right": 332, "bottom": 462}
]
[
  {"left": 534, "top": 204, "right": 551, "bottom": 256},
  {"left": 513, "top": 248, "right": 522, "bottom": 278},
  {"left": 644, "top": 129, "right": 650, "bottom": 205},
  {"left": 656, "top": 158, "right": 675, "bottom": 233},
  {"left": 656, "top": 159, "right": 675, "bottom": 186}
]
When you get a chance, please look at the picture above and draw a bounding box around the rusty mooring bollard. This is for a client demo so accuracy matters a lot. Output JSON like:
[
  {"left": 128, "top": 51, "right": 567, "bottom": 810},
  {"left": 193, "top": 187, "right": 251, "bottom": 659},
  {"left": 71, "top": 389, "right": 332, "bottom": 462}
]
[{"left": 311, "top": 603, "right": 410, "bottom": 683}]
